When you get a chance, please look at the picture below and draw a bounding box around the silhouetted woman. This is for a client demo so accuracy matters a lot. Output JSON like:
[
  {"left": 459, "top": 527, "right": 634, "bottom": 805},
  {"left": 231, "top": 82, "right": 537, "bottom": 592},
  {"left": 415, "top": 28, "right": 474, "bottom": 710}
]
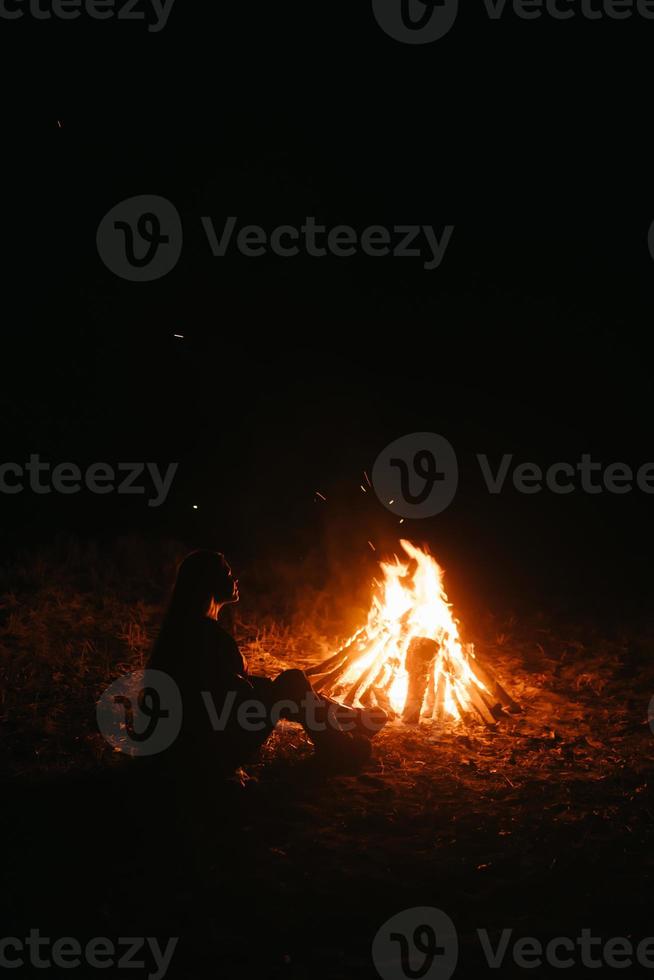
[{"left": 148, "top": 550, "right": 386, "bottom": 785}]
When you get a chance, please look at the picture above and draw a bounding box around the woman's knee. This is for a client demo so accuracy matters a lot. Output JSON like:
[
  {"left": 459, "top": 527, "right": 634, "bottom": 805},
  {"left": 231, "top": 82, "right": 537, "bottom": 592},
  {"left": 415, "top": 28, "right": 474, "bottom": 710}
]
[{"left": 273, "top": 668, "right": 311, "bottom": 700}]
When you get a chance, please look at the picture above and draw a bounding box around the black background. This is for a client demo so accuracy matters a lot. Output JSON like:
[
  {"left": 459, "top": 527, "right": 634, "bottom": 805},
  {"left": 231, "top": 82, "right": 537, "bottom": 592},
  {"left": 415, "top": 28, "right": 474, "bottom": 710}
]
[{"left": 0, "top": 0, "right": 652, "bottom": 616}]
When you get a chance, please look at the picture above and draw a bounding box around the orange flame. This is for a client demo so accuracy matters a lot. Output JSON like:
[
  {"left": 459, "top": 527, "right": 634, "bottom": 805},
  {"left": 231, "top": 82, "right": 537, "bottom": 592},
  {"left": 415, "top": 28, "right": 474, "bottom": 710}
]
[{"left": 332, "top": 540, "right": 487, "bottom": 721}]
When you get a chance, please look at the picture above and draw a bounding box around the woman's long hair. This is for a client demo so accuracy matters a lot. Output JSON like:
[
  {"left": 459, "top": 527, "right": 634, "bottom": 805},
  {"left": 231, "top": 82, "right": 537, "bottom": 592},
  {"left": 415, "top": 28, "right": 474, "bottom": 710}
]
[{"left": 148, "top": 550, "right": 230, "bottom": 675}]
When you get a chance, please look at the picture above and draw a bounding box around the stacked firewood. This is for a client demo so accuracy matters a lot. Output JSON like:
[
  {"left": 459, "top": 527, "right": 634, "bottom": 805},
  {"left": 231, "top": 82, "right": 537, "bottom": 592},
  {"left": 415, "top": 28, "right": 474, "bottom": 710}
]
[{"left": 306, "top": 626, "right": 520, "bottom": 728}]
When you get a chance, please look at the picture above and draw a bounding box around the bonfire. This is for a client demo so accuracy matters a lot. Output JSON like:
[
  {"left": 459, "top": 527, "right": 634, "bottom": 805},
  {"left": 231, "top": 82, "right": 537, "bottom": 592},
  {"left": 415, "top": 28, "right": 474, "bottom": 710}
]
[{"left": 307, "top": 540, "right": 520, "bottom": 727}]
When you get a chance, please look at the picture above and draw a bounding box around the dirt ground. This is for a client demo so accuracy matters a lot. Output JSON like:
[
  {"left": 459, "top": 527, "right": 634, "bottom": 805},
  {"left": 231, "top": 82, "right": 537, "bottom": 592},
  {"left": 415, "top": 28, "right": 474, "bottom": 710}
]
[{"left": 4, "top": 600, "right": 654, "bottom": 979}]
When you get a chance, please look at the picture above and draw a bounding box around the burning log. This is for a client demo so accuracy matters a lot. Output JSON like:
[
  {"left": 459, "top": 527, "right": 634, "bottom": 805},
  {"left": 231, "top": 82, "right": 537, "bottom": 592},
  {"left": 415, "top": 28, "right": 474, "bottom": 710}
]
[
  {"left": 311, "top": 653, "right": 360, "bottom": 693},
  {"left": 309, "top": 633, "right": 376, "bottom": 693},
  {"left": 358, "top": 663, "right": 388, "bottom": 708},
  {"left": 432, "top": 671, "right": 446, "bottom": 722},
  {"left": 402, "top": 637, "right": 438, "bottom": 724},
  {"left": 304, "top": 627, "right": 366, "bottom": 678},
  {"left": 425, "top": 668, "right": 436, "bottom": 717},
  {"left": 307, "top": 611, "right": 412, "bottom": 695},
  {"left": 367, "top": 660, "right": 401, "bottom": 719},
  {"left": 466, "top": 648, "right": 522, "bottom": 715},
  {"left": 371, "top": 685, "right": 395, "bottom": 718},
  {"left": 345, "top": 633, "right": 403, "bottom": 704},
  {"left": 466, "top": 684, "right": 498, "bottom": 728},
  {"left": 451, "top": 687, "right": 474, "bottom": 728}
]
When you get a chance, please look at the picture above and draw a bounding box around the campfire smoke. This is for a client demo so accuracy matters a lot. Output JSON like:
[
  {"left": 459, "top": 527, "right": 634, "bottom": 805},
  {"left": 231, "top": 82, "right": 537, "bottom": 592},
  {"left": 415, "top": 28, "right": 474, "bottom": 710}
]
[{"left": 307, "top": 540, "right": 519, "bottom": 726}]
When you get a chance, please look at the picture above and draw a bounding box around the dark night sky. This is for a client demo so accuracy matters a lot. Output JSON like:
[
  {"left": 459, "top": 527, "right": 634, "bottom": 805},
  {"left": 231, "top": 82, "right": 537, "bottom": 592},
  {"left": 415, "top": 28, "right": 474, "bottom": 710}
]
[{"left": 0, "top": 0, "right": 652, "bottom": 614}]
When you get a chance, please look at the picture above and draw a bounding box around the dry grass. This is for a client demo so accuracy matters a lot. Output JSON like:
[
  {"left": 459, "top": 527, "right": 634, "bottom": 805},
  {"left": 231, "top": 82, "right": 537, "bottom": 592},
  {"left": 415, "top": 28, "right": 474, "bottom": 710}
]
[
  {"left": 0, "top": 537, "right": 174, "bottom": 776},
  {"left": 0, "top": 536, "right": 355, "bottom": 776}
]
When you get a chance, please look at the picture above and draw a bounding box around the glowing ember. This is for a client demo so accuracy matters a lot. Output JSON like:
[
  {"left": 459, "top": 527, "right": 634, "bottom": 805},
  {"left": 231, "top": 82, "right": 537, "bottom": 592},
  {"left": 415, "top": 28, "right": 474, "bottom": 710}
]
[{"left": 308, "top": 540, "right": 518, "bottom": 726}]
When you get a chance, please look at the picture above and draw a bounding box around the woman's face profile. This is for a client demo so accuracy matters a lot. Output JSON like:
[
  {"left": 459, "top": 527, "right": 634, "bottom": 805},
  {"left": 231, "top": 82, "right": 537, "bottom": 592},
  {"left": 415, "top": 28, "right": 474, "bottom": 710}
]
[{"left": 217, "top": 558, "right": 239, "bottom": 604}]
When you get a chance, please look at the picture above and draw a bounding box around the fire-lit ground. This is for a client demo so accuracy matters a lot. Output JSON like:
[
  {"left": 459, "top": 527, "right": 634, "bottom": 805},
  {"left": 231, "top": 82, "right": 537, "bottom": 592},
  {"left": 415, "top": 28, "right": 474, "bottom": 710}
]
[
  {"left": 2, "top": 546, "right": 654, "bottom": 978},
  {"left": 208, "top": 621, "right": 654, "bottom": 976}
]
